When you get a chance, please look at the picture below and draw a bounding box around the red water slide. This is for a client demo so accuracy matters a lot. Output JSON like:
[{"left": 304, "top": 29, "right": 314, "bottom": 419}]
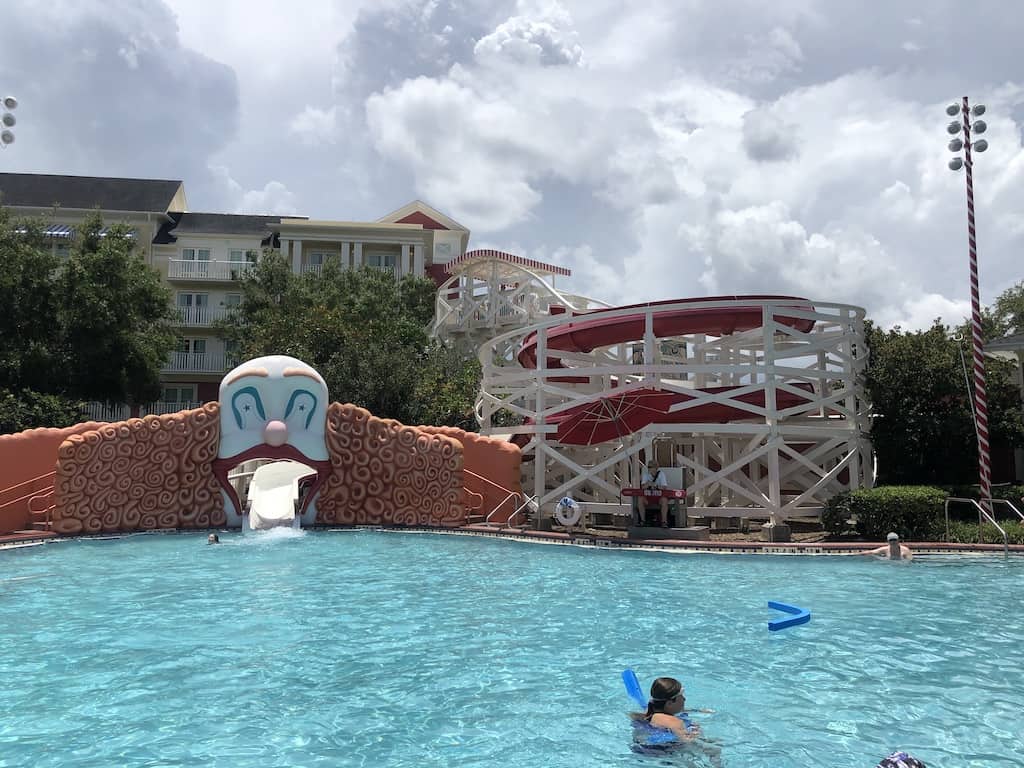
[{"left": 517, "top": 296, "right": 819, "bottom": 443}]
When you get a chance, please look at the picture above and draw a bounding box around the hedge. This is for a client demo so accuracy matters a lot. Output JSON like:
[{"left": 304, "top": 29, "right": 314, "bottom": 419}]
[
  {"left": 947, "top": 520, "right": 1024, "bottom": 545},
  {"left": 823, "top": 486, "right": 948, "bottom": 540}
]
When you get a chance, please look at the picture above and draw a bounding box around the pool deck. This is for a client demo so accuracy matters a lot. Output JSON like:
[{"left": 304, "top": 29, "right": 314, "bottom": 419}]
[{"left": 3, "top": 524, "right": 1021, "bottom": 555}]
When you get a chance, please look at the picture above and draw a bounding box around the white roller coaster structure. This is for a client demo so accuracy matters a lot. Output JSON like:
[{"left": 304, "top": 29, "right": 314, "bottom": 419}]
[{"left": 433, "top": 252, "right": 873, "bottom": 527}]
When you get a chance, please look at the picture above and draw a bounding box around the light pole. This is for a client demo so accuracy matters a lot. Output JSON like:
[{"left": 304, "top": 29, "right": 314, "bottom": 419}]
[
  {"left": 1, "top": 95, "right": 17, "bottom": 147},
  {"left": 946, "top": 97, "right": 991, "bottom": 515}
]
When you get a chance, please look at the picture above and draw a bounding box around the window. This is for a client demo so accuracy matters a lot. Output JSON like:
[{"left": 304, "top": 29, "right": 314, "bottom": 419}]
[
  {"left": 309, "top": 251, "right": 326, "bottom": 265},
  {"left": 181, "top": 247, "right": 211, "bottom": 276},
  {"left": 178, "top": 338, "right": 207, "bottom": 354},
  {"left": 55, "top": 243, "right": 71, "bottom": 260},
  {"left": 229, "top": 249, "right": 259, "bottom": 263},
  {"left": 176, "top": 292, "right": 209, "bottom": 308},
  {"left": 224, "top": 293, "right": 242, "bottom": 308},
  {"left": 366, "top": 252, "right": 396, "bottom": 269},
  {"left": 435, "top": 242, "right": 452, "bottom": 260},
  {"left": 162, "top": 385, "right": 196, "bottom": 403}
]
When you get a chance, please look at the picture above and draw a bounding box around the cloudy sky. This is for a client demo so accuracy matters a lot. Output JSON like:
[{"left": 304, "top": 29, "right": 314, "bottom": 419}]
[{"left": 1, "top": 0, "right": 1022, "bottom": 329}]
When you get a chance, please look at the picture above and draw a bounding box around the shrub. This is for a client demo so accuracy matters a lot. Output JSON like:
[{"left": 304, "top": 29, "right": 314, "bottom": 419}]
[
  {"left": 822, "top": 491, "right": 854, "bottom": 535},
  {"left": 947, "top": 520, "right": 1024, "bottom": 545},
  {"left": 843, "top": 486, "right": 948, "bottom": 540},
  {"left": 939, "top": 484, "right": 1024, "bottom": 504},
  {"left": 0, "top": 388, "right": 84, "bottom": 435}
]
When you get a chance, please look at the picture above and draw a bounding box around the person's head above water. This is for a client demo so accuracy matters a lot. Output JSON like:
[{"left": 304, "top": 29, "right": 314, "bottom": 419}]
[
  {"left": 887, "top": 532, "right": 900, "bottom": 542},
  {"left": 876, "top": 751, "right": 926, "bottom": 768},
  {"left": 207, "top": 533, "right": 220, "bottom": 545},
  {"left": 647, "top": 677, "right": 685, "bottom": 716}
]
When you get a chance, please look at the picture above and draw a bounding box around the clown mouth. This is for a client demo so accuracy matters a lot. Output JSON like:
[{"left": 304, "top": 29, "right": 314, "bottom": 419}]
[{"left": 211, "top": 443, "right": 332, "bottom": 521}]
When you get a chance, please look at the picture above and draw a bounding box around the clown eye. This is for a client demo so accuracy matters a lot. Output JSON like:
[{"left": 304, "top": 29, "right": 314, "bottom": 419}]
[
  {"left": 230, "top": 386, "right": 266, "bottom": 430},
  {"left": 284, "top": 389, "right": 317, "bottom": 430}
]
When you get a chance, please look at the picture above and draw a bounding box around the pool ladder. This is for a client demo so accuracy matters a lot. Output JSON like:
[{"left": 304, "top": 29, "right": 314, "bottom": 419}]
[{"left": 944, "top": 497, "right": 1024, "bottom": 558}]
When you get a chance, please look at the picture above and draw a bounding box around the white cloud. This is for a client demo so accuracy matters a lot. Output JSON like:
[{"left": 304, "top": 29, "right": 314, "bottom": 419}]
[
  {"left": 210, "top": 165, "right": 299, "bottom": 215},
  {"left": 7, "top": 0, "right": 1024, "bottom": 332},
  {"left": 289, "top": 106, "right": 338, "bottom": 146},
  {"left": 474, "top": 1, "right": 584, "bottom": 67}
]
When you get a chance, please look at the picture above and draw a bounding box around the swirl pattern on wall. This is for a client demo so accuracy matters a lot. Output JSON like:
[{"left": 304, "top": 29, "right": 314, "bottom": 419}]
[
  {"left": 317, "top": 403, "right": 465, "bottom": 527},
  {"left": 51, "top": 404, "right": 224, "bottom": 534}
]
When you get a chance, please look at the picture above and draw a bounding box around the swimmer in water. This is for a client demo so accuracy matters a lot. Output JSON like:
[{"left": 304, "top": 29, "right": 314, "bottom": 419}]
[{"left": 633, "top": 677, "right": 699, "bottom": 740}]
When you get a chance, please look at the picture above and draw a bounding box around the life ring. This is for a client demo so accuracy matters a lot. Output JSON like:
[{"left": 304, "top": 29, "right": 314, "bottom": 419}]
[{"left": 554, "top": 497, "right": 582, "bottom": 527}]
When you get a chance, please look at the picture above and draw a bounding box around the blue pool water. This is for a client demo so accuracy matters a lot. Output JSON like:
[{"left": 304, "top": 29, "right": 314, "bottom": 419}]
[{"left": 1, "top": 531, "right": 1022, "bottom": 767}]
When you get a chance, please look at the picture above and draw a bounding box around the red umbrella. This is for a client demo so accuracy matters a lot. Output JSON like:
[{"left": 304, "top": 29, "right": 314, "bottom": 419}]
[{"left": 554, "top": 388, "right": 676, "bottom": 445}]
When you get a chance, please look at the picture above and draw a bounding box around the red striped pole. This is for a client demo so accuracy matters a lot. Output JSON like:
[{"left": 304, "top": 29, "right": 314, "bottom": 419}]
[{"left": 961, "top": 96, "right": 992, "bottom": 518}]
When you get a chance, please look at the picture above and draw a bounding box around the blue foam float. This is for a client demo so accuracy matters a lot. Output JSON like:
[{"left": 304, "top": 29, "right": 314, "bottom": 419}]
[
  {"left": 767, "top": 600, "right": 810, "bottom": 631},
  {"left": 622, "top": 668, "right": 648, "bottom": 710}
]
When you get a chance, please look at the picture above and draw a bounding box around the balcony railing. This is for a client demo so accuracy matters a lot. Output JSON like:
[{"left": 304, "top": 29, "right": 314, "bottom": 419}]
[
  {"left": 175, "top": 306, "right": 229, "bottom": 327},
  {"left": 168, "top": 259, "right": 255, "bottom": 281},
  {"left": 162, "top": 351, "right": 235, "bottom": 373},
  {"left": 300, "top": 263, "right": 323, "bottom": 275}
]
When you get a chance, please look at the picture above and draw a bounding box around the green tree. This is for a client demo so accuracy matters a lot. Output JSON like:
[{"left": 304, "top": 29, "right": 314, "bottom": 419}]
[
  {"left": 0, "top": 208, "right": 62, "bottom": 393},
  {"left": 987, "top": 280, "right": 1024, "bottom": 336},
  {"left": 0, "top": 207, "right": 179, "bottom": 431},
  {"left": 218, "top": 253, "right": 480, "bottom": 427},
  {"left": 56, "top": 213, "right": 178, "bottom": 405},
  {"left": 865, "top": 319, "right": 1024, "bottom": 485}
]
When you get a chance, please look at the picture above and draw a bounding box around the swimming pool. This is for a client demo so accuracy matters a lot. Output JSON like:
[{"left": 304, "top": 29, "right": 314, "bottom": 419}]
[{"left": 1, "top": 531, "right": 1021, "bottom": 767}]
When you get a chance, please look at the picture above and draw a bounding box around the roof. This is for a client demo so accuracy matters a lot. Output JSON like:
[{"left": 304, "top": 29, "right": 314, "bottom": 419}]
[
  {"left": 377, "top": 200, "right": 469, "bottom": 232},
  {"left": 986, "top": 331, "right": 1024, "bottom": 360},
  {"left": 395, "top": 210, "right": 449, "bottom": 230},
  {"left": 445, "top": 248, "right": 572, "bottom": 278},
  {"left": 0, "top": 172, "right": 184, "bottom": 213},
  {"left": 153, "top": 212, "right": 286, "bottom": 244}
]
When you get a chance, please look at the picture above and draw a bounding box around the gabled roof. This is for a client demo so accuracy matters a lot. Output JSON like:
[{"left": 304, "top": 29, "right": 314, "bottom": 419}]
[
  {"left": 153, "top": 212, "right": 291, "bottom": 244},
  {"left": 377, "top": 200, "right": 469, "bottom": 232},
  {"left": 0, "top": 172, "right": 184, "bottom": 213},
  {"left": 446, "top": 248, "right": 571, "bottom": 278}
]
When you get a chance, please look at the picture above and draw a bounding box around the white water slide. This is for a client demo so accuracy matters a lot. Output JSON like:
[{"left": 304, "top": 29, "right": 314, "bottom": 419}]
[{"left": 245, "top": 461, "right": 316, "bottom": 531}]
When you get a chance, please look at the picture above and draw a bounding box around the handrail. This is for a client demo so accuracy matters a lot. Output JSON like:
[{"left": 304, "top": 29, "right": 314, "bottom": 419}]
[
  {"left": 465, "top": 488, "right": 485, "bottom": 512},
  {"left": 506, "top": 495, "right": 538, "bottom": 529},
  {"left": 945, "top": 497, "right": 1009, "bottom": 557},
  {"left": 0, "top": 471, "right": 56, "bottom": 497},
  {"left": 485, "top": 491, "right": 523, "bottom": 526},
  {"left": 462, "top": 468, "right": 525, "bottom": 525},
  {"left": 0, "top": 472, "right": 57, "bottom": 513}
]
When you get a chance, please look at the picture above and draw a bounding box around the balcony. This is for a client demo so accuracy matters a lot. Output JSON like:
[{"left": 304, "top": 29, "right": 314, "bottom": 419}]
[
  {"left": 162, "top": 351, "right": 235, "bottom": 374},
  {"left": 175, "top": 305, "right": 229, "bottom": 327},
  {"left": 168, "top": 259, "right": 254, "bottom": 282},
  {"left": 300, "top": 263, "right": 323, "bottom": 276}
]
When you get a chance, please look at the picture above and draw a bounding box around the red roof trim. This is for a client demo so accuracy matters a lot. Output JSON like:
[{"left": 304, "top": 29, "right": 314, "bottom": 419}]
[
  {"left": 396, "top": 211, "right": 449, "bottom": 230},
  {"left": 446, "top": 249, "right": 571, "bottom": 277}
]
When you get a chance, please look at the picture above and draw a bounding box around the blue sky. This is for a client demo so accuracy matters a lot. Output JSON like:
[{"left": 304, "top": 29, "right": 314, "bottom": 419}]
[{"left": 2, "top": 0, "right": 1023, "bottom": 329}]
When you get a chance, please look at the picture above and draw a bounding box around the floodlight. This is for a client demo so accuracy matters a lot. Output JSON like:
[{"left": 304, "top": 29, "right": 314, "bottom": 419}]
[
  {"left": 0, "top": 130, "right": 14, "bottom": 145},
  {"left": 973, "top": 139, "right": 988, "bottom": 152},
  {"left": 946, "top": 103, "right": 960, "bottom": 116},
  {"left": 972, "top": 120, "right": 987, "bottom": 134},
  {"left": 947, "top": 120, "right": 962, "bottom": 134},
  {"left": 1, "top": 96, "right": 16, "bottom": 110},
  {"left": 948, "top": 138, "right": 963, "bottom": 152},
  {"left": 1, "top": 113, "right": 14, "bottom": 128},
  {"left": 948, "top": 157, "right": 963, "bottom": 170},
  {"left": 971, "top": 104, "right": 986, "bottom": 116}
]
